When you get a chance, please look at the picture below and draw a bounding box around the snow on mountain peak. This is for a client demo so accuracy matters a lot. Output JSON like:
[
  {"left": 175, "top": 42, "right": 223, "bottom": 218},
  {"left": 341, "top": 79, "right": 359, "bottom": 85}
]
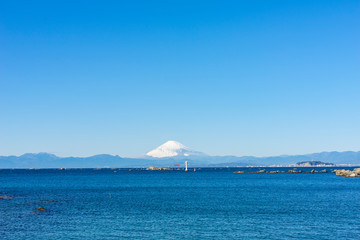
[
  {"left": 160, "top": 140, "right": 188, "bottom": 150},
  {"left": 146, "top": 141, "right": 204, "bottom": 158}
]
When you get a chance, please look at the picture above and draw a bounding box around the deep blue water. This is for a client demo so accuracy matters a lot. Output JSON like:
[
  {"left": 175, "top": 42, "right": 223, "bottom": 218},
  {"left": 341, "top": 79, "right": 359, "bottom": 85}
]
[{"left": 1, "top": 167, "right": 360, "bottom": 239}]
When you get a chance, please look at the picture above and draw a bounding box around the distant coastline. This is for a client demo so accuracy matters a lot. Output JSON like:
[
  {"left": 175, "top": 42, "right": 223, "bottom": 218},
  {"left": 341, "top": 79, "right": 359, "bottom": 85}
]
[
  {"left": 1, "top": 150, "right": 360, "bottom": 169},
  {"left": 295, "top": 161, "right": 334, "bottom": 167}
]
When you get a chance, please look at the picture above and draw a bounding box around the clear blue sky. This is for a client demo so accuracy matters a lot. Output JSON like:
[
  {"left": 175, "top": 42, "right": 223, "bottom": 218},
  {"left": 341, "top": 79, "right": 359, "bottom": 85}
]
[{"left": 0, "top": 0, "right": 359, "bottom": 157}]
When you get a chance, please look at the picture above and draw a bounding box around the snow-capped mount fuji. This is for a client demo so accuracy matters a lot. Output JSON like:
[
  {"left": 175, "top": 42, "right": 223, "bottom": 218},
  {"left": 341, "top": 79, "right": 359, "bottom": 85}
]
[{"left": 146, "top": 141, "right": 206, "bottom": 158}]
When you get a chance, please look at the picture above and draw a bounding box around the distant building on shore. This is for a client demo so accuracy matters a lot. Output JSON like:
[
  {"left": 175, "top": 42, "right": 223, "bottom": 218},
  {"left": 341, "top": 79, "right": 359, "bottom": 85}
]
[{"left": 295, "top": 161, "right": 334, "bottom": 167}]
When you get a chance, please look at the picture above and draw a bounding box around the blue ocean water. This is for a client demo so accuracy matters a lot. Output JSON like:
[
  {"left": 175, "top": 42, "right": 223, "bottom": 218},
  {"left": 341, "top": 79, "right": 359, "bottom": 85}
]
[{"left": 1, "top": 168, "right": 359, "bottom": 240}]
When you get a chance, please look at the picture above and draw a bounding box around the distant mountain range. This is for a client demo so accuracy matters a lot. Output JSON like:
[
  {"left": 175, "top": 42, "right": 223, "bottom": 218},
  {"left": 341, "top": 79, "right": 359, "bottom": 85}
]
[{"left": 1, "top": 141, "right": 360, "bottom": 168}]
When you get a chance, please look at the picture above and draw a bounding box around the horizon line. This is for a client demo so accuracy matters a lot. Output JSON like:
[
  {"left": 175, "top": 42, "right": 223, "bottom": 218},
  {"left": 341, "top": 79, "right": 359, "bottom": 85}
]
[{"left": 2, "top": 149, "right": 360, "bottom": 159}]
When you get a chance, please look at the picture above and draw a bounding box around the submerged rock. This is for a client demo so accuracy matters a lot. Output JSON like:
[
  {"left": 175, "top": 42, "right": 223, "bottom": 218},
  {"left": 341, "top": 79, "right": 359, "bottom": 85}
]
[
  {"left": 0, "top": 195, "right": 12, "bottom": 200},
  {"left": 234, "top": 171, "right": 245, "bottom": 173},
  {"left": 40, "top": 200, "right": 55, "bottom": 203},
  {"left": 37, "top": 207, "right": 47, "bottom": 211}
]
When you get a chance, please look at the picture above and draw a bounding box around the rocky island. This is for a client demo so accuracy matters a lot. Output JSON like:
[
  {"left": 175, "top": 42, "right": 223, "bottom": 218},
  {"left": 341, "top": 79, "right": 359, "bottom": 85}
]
[{"left": 334, "top": 168, "right": 360, "bottom": 177}]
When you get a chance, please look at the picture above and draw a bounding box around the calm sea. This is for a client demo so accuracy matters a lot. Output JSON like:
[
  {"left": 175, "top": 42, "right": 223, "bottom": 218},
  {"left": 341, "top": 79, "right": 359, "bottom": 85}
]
[{"left": 1, "top": 168, "right": 359, "bottom": 239}]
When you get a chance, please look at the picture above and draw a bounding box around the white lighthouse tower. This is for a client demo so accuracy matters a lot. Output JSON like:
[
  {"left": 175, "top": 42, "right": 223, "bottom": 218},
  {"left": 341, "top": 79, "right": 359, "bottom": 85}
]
[{"left": 185, "top": 161, "right": 188, "bottom": 171}]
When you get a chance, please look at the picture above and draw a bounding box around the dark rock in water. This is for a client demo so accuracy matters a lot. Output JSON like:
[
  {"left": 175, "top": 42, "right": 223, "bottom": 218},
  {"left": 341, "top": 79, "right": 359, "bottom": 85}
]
[
  {"left": 334, "top": 168, "right": 360, "bottom": 177},
  {"left": 288, "top": 170, "right": 302, "bottom": 173},
  {"left": 37, "top": 207, "right": 47, "bottom": 211},
  {"left": 257, "top": 169, "right": 268, "bottom": 173},
  {"left": 310, "top": 169, "right": 318, "bottom": 174},
  {"left": 319, "top": 169, "right": 327, "bottom": 173}
]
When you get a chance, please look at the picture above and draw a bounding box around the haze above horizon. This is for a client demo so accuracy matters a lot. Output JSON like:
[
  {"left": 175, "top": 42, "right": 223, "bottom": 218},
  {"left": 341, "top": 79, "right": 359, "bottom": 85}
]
[{"left": 1, "top": 1, "right": 359, "bottom": 157}]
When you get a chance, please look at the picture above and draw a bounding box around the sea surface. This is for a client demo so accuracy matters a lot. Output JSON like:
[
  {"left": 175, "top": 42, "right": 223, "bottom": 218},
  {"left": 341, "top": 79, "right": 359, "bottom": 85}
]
[{"left": 1, "top": 167, "right": 359, "bottom": 240}]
